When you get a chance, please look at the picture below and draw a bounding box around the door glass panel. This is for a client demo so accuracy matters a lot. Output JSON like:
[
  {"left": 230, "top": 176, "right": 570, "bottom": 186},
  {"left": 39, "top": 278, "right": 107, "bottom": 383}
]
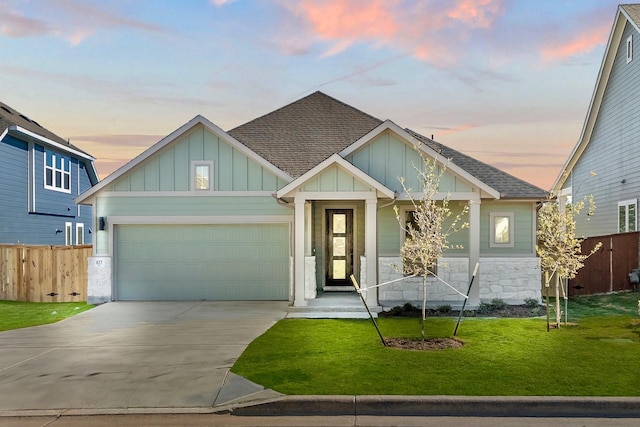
[
  {"left": 333, "top": 214, "right": 346, "bottom": 233},
  {"left": 333, "top": 260, "right": 346, "bottom": 279},
  {"left": 333, "top": 237, "right": 346, "bottom": 256},
  {"left": 629, "top": 204, "right": 636, "bottom": 231}
]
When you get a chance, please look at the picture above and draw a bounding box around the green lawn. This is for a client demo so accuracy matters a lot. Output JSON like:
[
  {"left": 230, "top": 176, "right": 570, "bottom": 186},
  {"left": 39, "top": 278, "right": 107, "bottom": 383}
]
[
  {"left": 0, "top": 301, "right": 94, "bottom": 332},
  {"left": 232, "top": 293, "right": 640, "bottom": 396}
]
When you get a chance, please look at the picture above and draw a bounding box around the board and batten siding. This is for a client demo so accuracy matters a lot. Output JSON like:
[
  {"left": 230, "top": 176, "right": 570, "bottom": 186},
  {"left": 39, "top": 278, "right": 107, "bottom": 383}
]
[
  {"left": 105, "top": 125, "right": 287, "bottom": 193},
  {"left": 571, "top": 21, "right": 640, "bottom": 237},
  {"left": 345, "top": 129, "right": 473, "bottom": 194}
]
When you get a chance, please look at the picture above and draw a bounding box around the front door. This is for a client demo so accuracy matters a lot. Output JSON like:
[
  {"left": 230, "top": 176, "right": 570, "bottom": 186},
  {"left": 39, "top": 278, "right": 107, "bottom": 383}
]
[{"left": 326, "top": 209, "right": 353, "bottom": 286}]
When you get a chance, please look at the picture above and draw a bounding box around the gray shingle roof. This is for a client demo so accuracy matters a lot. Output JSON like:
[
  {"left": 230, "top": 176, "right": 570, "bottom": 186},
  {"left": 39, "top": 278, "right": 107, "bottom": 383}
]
[
  {"left": 0, "top": 101, "right": 90, "bottom": 156},
  {"left": 622, "top": 4, "right": 640, "bottom": 26},
  {"left": 229, "top": 91, "right": 546, "bottom": 200},
  {"left": 228, "top": 92, "right": 382, "bottom": 178}
]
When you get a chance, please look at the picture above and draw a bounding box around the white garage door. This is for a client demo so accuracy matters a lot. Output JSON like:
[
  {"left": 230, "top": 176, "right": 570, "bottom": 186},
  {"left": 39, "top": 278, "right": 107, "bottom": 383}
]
[{"left": 115, "top": 224, "right": 290, "bottom": 300}]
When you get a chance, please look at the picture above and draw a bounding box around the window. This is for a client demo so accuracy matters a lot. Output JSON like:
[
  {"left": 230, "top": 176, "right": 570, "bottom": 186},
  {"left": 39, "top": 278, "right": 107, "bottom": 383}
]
[
  {"left": 45, "top": 149, "right": 71, "bottom": 193},
  {"left": 402, "top": 210, "right": 437, "bottom": 275},
  {"left": 618, "top": 199, "right": 637, "bottom": 233},
  {"left": 76, "top": 223, "right": 84, "bottom": 245},
  {"left": 627, "top": 35, "right": 633, "bottom": 64},
  {"left": 191, "top": 161, "right": 214, "bottom": 191},
  {"left": 490, "top": 212, "right": 514, "bottom": 248},
  {"left": 65, "top": 222, "right": 72, "bottom": 246}
]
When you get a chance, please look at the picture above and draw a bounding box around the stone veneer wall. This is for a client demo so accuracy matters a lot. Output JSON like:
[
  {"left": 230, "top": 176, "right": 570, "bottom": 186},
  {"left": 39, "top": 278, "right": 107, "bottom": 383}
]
[
  {"left": 478, "top": 257, "right": 541, "bottom": 304},
  {"left": 305, "top": 256, "right": 317, "bottom": 299},
  {"left": 87, "top": 256, "right": 112, "bottom": 305},
  {"left": 374, "top": 256, "right": 541, "bottom": 309}
]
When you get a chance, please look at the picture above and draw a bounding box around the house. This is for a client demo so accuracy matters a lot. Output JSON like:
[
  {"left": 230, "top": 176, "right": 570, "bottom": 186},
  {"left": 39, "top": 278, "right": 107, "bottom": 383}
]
[
  {"left": 76, "top": 92, "right": 545, "bottom": 310},
  {"left": 0, "top": 101, "right": 98, "bottom": 245},
  {"left": 552, "top": 4, "right": 640, "bottom": 294}
]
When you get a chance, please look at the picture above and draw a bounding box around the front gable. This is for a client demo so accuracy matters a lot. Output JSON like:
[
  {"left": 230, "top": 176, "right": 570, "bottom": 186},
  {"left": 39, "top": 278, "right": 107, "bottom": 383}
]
[{"left": 342, "top": 121, "right": 497, "bottom": 199}]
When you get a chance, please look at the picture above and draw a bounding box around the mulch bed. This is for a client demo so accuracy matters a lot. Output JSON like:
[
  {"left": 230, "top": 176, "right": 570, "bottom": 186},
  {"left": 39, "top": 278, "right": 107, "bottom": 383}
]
[{"left": 384, "top": 337, "right": 464, "bottom": 351}]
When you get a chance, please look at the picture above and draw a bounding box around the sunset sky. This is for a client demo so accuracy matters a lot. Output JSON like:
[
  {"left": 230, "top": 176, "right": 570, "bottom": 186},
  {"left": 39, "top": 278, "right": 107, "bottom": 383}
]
[{"left": 0, "top": 0, "right": 625, "bottom": 190}]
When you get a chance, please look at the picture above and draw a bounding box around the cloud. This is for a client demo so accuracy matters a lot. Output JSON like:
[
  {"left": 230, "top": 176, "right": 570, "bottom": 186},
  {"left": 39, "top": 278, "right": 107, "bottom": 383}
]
[
  {"left": 0, "top": 0, "right": 171, "bottom": 45},
  {"left": 279, "top": 0, "right": 507, "bottom": 65},
  {"left": 210, "top": 0, "right": 237, "bottom": 6},
  {"left": 540, "top": 22, "right": 611, "bottom": 63}
]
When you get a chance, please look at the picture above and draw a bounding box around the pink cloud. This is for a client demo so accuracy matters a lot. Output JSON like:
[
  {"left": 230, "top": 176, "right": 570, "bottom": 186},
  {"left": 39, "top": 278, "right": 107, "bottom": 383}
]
[
  {"left": 540, "top": 22, "right": 611, "bottom": 62},
  {"left": 282, "top": 0, "right": 506, "bottom": 64},
  {"left": 0, "top": 4, "right": 58, "bottom": 38}
]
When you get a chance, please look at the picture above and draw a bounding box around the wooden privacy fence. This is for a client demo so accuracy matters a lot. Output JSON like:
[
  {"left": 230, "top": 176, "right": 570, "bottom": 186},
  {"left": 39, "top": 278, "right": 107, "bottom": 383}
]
[
  {"left": 0, "top": 244, "right": 91, "bottom": 302},
  {"left": 569, "top": 232, "right": 639, "bottom": 296}
]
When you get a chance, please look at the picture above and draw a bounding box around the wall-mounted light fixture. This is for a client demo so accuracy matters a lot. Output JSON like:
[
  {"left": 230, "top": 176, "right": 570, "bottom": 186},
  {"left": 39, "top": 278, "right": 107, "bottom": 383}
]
[{"left": 99, "top": 217, "right": 106, "bottom": 231}]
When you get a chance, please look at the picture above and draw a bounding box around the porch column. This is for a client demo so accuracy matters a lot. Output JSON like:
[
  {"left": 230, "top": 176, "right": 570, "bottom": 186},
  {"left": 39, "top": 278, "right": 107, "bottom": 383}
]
[
  {"left": 364, "top": 197, "right": 378, "bottom": 306},
  {"left": 294, "top": 194, "right": 307, "bottom": 307},
  {"left": 468, "top": 199, "right": 481, "bottom": 306}
]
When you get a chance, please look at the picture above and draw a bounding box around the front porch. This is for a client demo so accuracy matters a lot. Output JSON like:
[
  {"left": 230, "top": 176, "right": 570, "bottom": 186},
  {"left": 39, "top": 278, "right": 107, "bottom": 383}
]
[{"left": 287, "top": 292, "right": 380, "bottom": 319}]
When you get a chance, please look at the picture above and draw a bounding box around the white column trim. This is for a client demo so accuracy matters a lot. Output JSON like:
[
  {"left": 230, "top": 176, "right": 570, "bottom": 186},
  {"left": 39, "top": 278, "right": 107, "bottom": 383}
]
[
  {"left": 364, "top": 197, "right": 378, "bottom": 306},
  {"left": 294, "top": 195, "right": 307, "bottom": 306},
  {"left": 468, "top": 199, "right": 481, "bottom": 305}
]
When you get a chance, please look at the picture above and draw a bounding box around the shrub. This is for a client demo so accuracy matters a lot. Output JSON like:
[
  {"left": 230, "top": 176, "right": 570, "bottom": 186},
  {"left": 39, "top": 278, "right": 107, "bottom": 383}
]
[
  {"left": 476, "top": 302, "right": 494, "bottom": 315},
  {"left": 491, "top": 298, "right": 506, "bottom": 310},
  {"left": 524, "top": 298, "right": 540, "bottom": 309},
  {"left": 436, "top": 304, "right": 452, "bottom": 314}
]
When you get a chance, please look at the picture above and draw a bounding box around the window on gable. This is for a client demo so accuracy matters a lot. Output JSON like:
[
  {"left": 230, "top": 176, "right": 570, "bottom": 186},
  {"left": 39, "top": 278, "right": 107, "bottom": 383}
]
[
  {"left": 45, "top": 149, "right": 71, "bottom": 193},
  {"left": 490, "top": 212, "right": 515, "bottom": 248},
  {"left": 191, "top": 161, "right": 214, "bottom": 191},
  {"left": 618, "top": 199, "right": 637, "bottom": 233},
  {"left": 627, "top": 35, "right": 633, "bottom": 63},
  {"left": 402, "top": 209, "right": 437, "bottom": 276}
]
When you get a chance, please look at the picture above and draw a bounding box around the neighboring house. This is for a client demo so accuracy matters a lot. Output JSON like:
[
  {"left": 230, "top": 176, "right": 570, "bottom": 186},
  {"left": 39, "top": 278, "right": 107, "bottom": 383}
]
[
  {"left": 0, "top": 101, "right": 98, "bottom": 245},
  {"left": 553, "top": 4, "right": 640, "bottom": 237},
  {"left": 77, "top": 92, "right": 545, "bottom": 309}
]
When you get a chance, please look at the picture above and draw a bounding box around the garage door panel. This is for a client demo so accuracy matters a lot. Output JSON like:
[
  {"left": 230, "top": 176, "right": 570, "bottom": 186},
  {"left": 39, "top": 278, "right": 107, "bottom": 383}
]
[{"left": 116, "top": 224, "right": 290, "bottom": 301}]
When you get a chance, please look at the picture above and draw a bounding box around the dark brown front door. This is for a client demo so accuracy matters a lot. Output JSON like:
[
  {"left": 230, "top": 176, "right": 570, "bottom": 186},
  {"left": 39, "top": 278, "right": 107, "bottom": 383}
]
[{"left": 326, "top": 209, "right": 353, "bottom": 286}]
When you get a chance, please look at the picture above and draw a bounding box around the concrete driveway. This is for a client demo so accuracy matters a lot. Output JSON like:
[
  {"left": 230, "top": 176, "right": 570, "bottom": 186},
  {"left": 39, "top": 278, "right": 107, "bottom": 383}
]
[{"left": 0, "top": 301, "right": 288, "bottom": 412}]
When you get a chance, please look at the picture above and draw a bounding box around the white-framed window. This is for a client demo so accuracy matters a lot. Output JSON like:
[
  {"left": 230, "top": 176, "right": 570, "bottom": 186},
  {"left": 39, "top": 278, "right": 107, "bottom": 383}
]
[
  {"left": 618, "top": 199, "right": 637, "bottom": 233},
  {"left": 190, "top": 160, "right": 214, "bottom": 191},
  {"left": 401, "top": 208, "right": 437, "bottom": 275},
  {"left": 76, "top": 223, "right": 84, "bottom": 245},
  {"left": 490, "top": 212, "right": 514, "bottom": 248},
  {"left": 65, "top": 222, "right": 72, "bottom": 246},
  {"left": 45, "top": 149, "right": 71, "bottom": 193},
  {"left": 627, "top": 35, "right": 633, "bottom": 63}
]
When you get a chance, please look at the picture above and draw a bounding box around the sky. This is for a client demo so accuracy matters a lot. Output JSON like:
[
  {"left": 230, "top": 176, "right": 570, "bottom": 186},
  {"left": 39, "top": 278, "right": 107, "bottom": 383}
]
[{"left": 0, "top": 0, "right": 626, "bottom": 190}]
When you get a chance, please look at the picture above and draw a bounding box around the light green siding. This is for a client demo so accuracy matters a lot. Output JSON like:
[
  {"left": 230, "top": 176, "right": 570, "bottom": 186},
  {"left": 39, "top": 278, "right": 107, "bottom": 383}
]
[
  {"left": 105, "top": 124, "right": 284, "bottom": 192},
  {"left": 302, "top": 165, "right": 371, "bottom": 192},
  {"left": 115, "top": 224, "right": 289, "bottom": 300},
  {"left": 379, "top": 201, "right": 470, "bottom": 256},
  {"left": 480, "top": 202, "right": 535, "bottom": 255},
  {"left": 346, "top": 130, "right": 473, "bottom": 194}
]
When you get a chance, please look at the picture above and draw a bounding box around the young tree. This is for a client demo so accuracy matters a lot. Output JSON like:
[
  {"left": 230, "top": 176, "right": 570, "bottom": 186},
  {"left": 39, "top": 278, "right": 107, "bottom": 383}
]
[
  {"left": 536, "top": 195, "right": 601, "bottom": 328},
  {"left": 394, "top": 150, "right": 468, "bottom": 340}
]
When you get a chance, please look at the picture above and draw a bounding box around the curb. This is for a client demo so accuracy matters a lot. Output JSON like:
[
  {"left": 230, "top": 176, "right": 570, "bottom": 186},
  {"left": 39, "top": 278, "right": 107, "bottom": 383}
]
[{"left": 230, "top": 395, "right": 640, "bottom": 418}]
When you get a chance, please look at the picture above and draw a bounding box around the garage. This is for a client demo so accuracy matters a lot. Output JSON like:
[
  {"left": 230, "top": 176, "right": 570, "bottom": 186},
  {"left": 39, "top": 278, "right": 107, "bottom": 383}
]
[{"left": 115, "top": 224, "right": 290, "bottom": 301}]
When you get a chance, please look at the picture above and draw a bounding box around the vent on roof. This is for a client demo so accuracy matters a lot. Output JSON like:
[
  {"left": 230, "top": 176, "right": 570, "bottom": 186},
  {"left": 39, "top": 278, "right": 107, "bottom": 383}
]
[
  {"left": 19, "top": 114, "right": 31, "bottom": 122},
  {"left": 1, "top": 106, "right": 13, "bottom": 115}
]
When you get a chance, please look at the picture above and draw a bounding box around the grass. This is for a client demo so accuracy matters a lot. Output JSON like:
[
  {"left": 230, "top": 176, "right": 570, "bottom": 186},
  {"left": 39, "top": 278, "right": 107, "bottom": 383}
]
[
  {"left": 0, "top": 301, "right": 94, "bottom": 332},
  {"left": 232, "top": 292, "right": 640, "bottom": 396}
]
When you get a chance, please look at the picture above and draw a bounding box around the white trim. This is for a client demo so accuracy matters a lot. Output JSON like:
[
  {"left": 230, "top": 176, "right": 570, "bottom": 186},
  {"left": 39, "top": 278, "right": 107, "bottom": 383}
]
[
  {"left": 76, "top": 116, "right": 292, "bottom": 204},
  {"left": 44, "top": 149, "right": 71, "bottom": 194},
  {"left": 617, "top": 198, "right": 637, "bottom": 233},
  {"left": 190, "top": 160, "right": 214, "bottom": 191},
  {"left": 106, "top": 215, "right": 293, "bottom": 225},
  {"left": 489, "top": 212, "right": 515, "bottom": 248},
  {"left": 28, "top": 142, "right": 35, "bottom": 212},
  {"left": 339, "top": 120, "right": 501, "bottom": 199},
  {"left": 292, "top": 191, "right": 379, "bottom": 201},
  {"left": 276, "top": 153, "right": 395, "bottom": 199},
  {"left": 91, "top": 190, "right": 276, "bottom": 198},
  {"left": 7, "top": 125, "right": 95, "bottom": 161},
  {"left": 65, "top": 222, "right": 72, "bottom": 246},
  {"left": 627, "top": 34, "right": 633, "bottom": 63},
  {"left": 396, "top": 191, "right": 481, "bottom": 201},
  {"left": 76, "top": 223, "right": 85, "bottom": 245}
]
